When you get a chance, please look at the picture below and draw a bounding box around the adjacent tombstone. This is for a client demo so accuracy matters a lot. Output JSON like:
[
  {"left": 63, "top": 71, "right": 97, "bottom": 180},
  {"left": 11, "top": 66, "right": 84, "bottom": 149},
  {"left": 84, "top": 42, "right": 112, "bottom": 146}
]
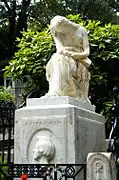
[{"left": 87, "top": 152, "right": 116, "bottom": 180}]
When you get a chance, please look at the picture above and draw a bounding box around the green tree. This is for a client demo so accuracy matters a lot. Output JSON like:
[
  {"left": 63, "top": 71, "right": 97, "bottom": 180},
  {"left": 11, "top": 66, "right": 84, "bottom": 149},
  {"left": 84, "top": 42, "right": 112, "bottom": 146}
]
[
  {"left": 29, "top": 0, "right": 65, "bottom": 28},
  {"left": 69, "top": 0, "right": 119, "bottom": 23},
  {"left": 0, "top": 0, "right": 118, "bottom": 71},
  {"left": 29, "top": 0, "right": 119, "bottom": 26},
  {"left": 0, "top": 0, "right": 31, "bottom": 59},
  {"left": 5, "top": 28, "right": 55, "bottom": 96},
  {"left": 0, "top": 155, "right": 7, "bottom": 180}
]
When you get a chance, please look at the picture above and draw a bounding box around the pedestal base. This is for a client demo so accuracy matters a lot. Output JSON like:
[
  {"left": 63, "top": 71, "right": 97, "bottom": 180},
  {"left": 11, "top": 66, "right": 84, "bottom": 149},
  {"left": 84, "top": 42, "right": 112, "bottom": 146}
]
[{"left": 14, "top": 96, "right": 106, "bottom": 164}]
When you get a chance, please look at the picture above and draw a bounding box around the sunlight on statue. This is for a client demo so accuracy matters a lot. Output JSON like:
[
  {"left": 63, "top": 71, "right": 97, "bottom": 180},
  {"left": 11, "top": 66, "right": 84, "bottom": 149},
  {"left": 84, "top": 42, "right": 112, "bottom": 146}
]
[{"left": 45, "top": 15, "right": 91, "bottom": 103}]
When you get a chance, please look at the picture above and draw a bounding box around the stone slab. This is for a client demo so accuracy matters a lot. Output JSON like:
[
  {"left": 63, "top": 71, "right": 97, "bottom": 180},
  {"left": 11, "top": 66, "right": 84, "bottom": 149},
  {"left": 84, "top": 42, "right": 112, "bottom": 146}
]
[{"left": 26, "top": 96, "right": 95, "bottom": 112}]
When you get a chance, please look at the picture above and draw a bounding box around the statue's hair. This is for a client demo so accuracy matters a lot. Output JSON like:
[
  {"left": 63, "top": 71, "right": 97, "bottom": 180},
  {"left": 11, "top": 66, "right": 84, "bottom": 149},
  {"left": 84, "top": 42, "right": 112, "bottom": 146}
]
[
  {"left": 35, "top": 135, "right": 55, "bottom": 160},
  {"left": 50, "top": 15, "right": 79, "bottom": 34}
]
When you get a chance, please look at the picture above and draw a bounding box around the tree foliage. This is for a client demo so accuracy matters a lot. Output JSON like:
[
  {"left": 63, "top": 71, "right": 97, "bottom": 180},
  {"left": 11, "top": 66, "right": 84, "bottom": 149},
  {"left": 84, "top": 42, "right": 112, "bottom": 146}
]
[
  {"left": 0, "top": 0, "right": 31, "bottom": 60},
  {"left": 0, "top": 86, "right": 15, "bottom": 102},
  {"left": 0, "top": 0, "right": 118, "bottom": 70},
  {"left": 29, "top": 0, "right": 119, "bottom": 26},
  {"left": 0, "top": 155, "right": 7, "bottom": 180},
  {"left": 5, "top": 28, "right": 55, "bottom": 95}
]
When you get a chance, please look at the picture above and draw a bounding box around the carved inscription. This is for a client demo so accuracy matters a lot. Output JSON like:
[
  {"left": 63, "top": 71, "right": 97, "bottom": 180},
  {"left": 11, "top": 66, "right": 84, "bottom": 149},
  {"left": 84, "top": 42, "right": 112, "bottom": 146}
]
[
  {"left": 25, "top": 120, "right": 62, "bottom": 127},
  {"left": 95, "top": 161, "right": 104, "bottom": 180}
]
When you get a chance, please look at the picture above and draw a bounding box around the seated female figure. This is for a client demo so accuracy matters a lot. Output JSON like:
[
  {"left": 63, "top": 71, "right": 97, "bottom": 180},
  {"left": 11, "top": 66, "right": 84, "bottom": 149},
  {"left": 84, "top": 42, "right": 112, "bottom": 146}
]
[{"left": 45, "top": 16, "right": 91, "bottom": 103}]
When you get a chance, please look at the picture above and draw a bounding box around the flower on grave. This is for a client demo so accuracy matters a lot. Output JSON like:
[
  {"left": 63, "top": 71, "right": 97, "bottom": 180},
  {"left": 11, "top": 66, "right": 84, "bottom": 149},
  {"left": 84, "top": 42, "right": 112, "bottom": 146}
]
[{"left": 20, "top": 174, "right": 28, "bottom": 180}]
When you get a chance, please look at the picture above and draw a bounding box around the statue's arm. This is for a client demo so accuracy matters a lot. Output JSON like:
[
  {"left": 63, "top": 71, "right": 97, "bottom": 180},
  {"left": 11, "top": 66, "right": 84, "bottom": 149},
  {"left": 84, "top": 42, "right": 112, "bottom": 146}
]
[
  {"left": 72, "top": 28, "right": 90, "bottom": 58},
  {"left": 69, "top": 28, "right": 91, "bottom": 66}
]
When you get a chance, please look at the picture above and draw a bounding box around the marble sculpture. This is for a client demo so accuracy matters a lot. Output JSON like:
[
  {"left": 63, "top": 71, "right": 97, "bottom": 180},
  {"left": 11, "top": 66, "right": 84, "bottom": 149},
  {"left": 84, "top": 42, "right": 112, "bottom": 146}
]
[{"left": 45, "top": 15, "right": 91, "bottom": 103}]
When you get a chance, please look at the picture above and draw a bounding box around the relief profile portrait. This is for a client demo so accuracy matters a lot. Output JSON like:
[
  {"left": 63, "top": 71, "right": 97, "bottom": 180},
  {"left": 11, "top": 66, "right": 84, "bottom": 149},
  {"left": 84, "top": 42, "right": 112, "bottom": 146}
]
[{"left": 33, "top": 135, "right": 55, "bottom": 164}]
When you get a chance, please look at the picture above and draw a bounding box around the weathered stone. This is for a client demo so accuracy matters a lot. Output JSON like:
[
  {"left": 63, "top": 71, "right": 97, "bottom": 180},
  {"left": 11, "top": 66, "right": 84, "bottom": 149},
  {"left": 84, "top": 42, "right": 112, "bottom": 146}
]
[
  {"left": 87, "top": 152, "right": 116, "bottom": 180},
  {"left": 14, "top": 97, "right": 106, "bottom": 165}
]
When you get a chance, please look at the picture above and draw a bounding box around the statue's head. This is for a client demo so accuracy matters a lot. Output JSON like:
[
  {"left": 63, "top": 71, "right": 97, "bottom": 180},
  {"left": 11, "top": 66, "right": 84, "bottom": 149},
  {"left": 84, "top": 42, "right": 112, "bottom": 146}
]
[
  {"left": 33, "top": 135, "right": 55, "bottom": 164},
  {"left": 50, "top": 15, "right": 66, "bottom": 32},
  {"left": 50, "top": 16, "right": 65, "bottom": 26},
  {"left": 50, "top": 15, "right": 77, "bottom": 34}
]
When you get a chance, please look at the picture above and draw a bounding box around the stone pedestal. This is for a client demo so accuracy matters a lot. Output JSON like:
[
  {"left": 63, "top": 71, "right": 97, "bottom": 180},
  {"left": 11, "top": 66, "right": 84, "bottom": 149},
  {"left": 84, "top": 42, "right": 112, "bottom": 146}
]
[{"left": 14, "top": 96, "right": 106, "bottom": 165}]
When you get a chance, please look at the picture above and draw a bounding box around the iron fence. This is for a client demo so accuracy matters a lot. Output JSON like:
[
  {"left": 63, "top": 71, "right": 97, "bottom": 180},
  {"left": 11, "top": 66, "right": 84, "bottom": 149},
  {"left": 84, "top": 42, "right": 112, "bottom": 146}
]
[
  {"left": 108, "top": 86, "right": 119, "bottom": 179},
  {"left": 0, "top": 101, "right": 15, "bottom": 164},
  {"left": 0, "top": 163, "right": 86, "bottom": 180}
]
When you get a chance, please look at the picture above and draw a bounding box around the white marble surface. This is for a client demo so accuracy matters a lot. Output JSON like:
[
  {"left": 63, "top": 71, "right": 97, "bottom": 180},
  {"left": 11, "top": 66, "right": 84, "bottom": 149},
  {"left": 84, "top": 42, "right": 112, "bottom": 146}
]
[
  {"left": 87, "top": 152, "right": 116, "bottom": 180},
  {"left": 14, "top": 97, "right": 106, "bottom": 166},
  {"left": 26, "top": 96, "right": 95, "bottom": 112},
  {"left": 45, "top": 16, "right": 91, "bottom": 103}
]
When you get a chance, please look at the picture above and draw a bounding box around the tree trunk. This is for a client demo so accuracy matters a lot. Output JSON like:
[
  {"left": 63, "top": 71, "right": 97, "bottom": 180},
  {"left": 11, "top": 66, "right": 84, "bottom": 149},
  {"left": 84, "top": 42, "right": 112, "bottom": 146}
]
[
  {"left": 3, "top": 0, "right": 16, "bottom": 57},
  {"left": 16, "top": 0, "right": 31, "bottom": 39},
  {"left": 8, "top": 9, "right": 16, "bottom": 57}
]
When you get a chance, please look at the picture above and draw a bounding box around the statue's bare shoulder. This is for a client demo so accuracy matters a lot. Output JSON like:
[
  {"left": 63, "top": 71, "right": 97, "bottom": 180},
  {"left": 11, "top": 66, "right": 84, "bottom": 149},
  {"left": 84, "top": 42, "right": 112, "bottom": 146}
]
[{"left": 75, "top": 25, "right": 88, "bottom": 37}]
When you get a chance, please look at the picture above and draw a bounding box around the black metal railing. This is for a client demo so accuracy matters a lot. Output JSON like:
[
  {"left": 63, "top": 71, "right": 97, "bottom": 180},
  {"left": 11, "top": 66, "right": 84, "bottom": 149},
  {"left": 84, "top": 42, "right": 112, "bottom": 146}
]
[
  {"left": 0, "top": 101, "right": 15, "bottom": 164},
  {"left": 0, "top": 164, "right": 86, "bottom": 179},
  {"left": 108, "top": 86, "right": 119, "bottom": 179}
]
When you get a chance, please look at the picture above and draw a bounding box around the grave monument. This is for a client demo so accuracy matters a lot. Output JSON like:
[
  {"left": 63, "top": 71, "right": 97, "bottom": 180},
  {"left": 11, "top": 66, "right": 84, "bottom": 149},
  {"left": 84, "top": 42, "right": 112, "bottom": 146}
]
[
  {"left": 14, "top": 16, "right": 106, "bottom": 168},
  {"left": 87, "top": 152, "right": 116, "bottom": 180}
]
